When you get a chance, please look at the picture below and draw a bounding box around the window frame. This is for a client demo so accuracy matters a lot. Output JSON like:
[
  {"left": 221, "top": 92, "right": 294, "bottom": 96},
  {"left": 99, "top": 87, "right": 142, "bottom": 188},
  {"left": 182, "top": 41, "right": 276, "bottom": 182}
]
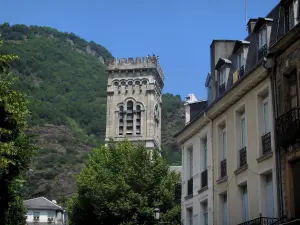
[
  {"left": 237, "top": 51, "right": 244, "bottom": 69},
  {"left": 265, "top": 174, "right": 275, "bottom": 217},
  {"left": 203, "top": 139, "right": 208, "bottom": 170},
  {"left": 221, "top": 128, "right": 227, "bottom": 160},
  {"left": 262, "top": 97, "right": 270, "bottom": 135},
  {"left": 285, "top": 1, "right": 295, "bottom": 32},
  {"left": 219, "top": 68, "right": 226, "bottom": 85},
  {"left": 240, "top": 114, "right": 246, "bottom": 148},
  {"left": 188, "top": 147, "right": 193, "bottom": 179},
  {"left": 258, "top": 26, "right": 267, "bottom": 49},
  {"left": 241, "top": 185, "right": 249, "bottom": 222}
]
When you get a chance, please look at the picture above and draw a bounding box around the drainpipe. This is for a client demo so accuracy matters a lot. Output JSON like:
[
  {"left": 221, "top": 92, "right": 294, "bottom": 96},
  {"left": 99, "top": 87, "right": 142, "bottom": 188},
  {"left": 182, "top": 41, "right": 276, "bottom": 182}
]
[{"left": 203, "top": 111, "right": 214, "bottom": 223}]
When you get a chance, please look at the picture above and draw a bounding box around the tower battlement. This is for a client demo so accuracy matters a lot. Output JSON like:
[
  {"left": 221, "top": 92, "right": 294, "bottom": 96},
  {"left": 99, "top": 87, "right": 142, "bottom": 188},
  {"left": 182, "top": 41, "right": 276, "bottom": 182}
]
[{"left": 106, "top": 56, "right": 164, "bottom": 81}]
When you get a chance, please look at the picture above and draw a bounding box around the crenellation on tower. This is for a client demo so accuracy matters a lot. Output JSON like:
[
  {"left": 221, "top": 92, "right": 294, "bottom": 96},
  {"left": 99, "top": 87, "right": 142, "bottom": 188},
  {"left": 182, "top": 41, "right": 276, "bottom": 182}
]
[
  {"left": 105, "top": 55, "right": 164, "bottom": 150},
  {"left": 106, "top": 56, "right": 164, "bottom": 84}
]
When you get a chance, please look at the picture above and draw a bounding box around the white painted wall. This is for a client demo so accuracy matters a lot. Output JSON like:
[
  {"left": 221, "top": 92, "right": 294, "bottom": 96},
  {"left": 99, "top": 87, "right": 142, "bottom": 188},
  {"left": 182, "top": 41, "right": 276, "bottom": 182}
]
[
  {"left": 181, "top": 122, "right": 213, "bottom": 225},
  {"left": 26, "top": 209, "right": 63, "bottom": 224}
]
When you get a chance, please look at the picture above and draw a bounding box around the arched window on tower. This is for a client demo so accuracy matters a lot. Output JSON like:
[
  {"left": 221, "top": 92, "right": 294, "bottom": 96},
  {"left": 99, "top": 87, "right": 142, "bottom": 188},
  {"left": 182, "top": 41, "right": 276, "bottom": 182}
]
[
  {"left": 119, "top": 105, "right": 124, "bottom": 135},
  {"left": 154, "top": 104, "right": 159, "bottom": 126},
  {"left": 136, "top": 105, "right": 141, "bottom": 135},
  {"left": 126, "top": 101, "right": 134, "bottom": 135}
]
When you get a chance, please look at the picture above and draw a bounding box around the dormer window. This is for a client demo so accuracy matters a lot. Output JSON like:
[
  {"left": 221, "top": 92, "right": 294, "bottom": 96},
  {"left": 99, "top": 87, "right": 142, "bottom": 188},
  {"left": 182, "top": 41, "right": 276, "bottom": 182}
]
[
  {"left": 215, "top": 58, "right": 231, "bottom": 97},
  {"left": 258, "top": 27, "right": 267, "bottom": 60},
  {"left": 219, "top": 69, "right": 226, "bottom": 95},
  {"left": 237, "top": 52, "right": 244, "bottom": 69},
  {"left": 237, "top": 52, "right": 245, "bottom": 78},
  {"left": 285, "top": 1, "right": 295, "bottom": 32}
]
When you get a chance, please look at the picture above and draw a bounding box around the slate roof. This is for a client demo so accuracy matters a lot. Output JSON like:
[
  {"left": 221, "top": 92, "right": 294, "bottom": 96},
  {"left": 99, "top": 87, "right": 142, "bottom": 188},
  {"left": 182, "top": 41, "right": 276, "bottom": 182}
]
[
  {"left": 24, "top": 197, "right": 62, "bottom": 210},
  {"left": 174, "top": 2, "right": 290, "bottom": 138}
]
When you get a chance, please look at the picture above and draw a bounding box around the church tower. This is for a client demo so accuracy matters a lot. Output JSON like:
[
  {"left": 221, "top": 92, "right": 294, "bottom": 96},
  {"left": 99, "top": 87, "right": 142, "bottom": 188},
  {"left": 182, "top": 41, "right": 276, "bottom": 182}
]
[{"left": 105, "top": 56, "right": 164, "bottom": 149}]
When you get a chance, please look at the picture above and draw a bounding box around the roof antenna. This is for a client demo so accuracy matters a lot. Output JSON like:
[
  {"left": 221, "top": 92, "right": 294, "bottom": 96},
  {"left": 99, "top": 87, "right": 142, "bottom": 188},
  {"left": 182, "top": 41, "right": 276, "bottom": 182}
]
[{"left": 245, "top": 0, "right": 248, "bottom": 31}]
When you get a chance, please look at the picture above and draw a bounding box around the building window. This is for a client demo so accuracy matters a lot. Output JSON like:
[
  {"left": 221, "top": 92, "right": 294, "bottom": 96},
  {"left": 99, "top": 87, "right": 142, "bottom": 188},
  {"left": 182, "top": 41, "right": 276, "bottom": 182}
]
[
  {"left": 241, "top": 185, "right": 249, "bottom": 222},
  {"left": 220, "top": 125, "right": 227, "bottom": 178},
  {"left": 260, "top": 95, "right": 272, "bottom": 156},
  {"left": 201, "top": 202, "right": 208, "bottom": 225},
  {"left": 258, "top": 27, "right": 267, "bottom": 59},
  {"left": 154, "top": 104, "right": 159, "bottom": 126},
  {"left": 201, "top": 138, "right": 208, "bottom": 188},
  {"left": 136, "top": 105, "right": 141, "bottom": 135},
  {"left": 33, "top": 212, "right": 40, "bottom": 222},
  {"left": 219, "top": 69, "right": 226, "bottom": 95},
  {"left": 236, "top": 107, "right": 247, "bottom": 168},
  {"left": 241, "top": 115, "right": 246, "bottom": 148},
  {"left": 265, "top": 174, "right": 274, "bottom": 217},
  {"left": 119, "top": 105, "right": 124, "bottom": 135},
  {"left": 258, "top": 27, "right": 267, "bottom": 49},
  {"left": 262, "top": 98, "right": 270, "bottom": 134},
  {"left": 188, "top": 146, "right": 193, "bottom": 179},
  {"left": 203, "top": 139, "right": 207, "bottom": 170},
  {"left": 126, "top": 101, "right": 133, "bottom": 135},
  {"left": 47, "top": 211, "right": 55, "bottom": 222},
  {"left": 285, "top": 1, "right": 295, "bottom": 32},
  {"left": 187, "top": 146, "right": 193, "bottom": 196},
  {"left": 219, "top": 69, "right": 226, "bottom": 85},
  {"left": 186, "top": 207, "right": 193, "bottom": 225},
  {"left": 220, "top": 193, "right": 228, "bottom": 225},
  {"left": 221, "top": 129, "right": 227, "bottom": 160},
  {"left": 237, "top": 52, "right": 244, "bottom": 69},
  {"left": 288, "top": 72, "right": 298, "bottom": 109}
]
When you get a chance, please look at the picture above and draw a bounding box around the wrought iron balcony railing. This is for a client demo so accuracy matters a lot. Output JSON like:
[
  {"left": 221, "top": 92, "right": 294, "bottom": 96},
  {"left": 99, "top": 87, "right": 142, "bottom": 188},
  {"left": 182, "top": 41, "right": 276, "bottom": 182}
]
[
  {"left": 220, "top": 159, "right": 227, "bottom": 178},
  {"left": 262, "top": 132, "right": 272, "bottom": 155},
  {"left": 201, "top": 169, "right": 208, "bottom": 188},
  {"left": 258, "top": 44, "right": 268, "bottom": 60},
  {"left": 238, "top": 65, "right": 245, "bottom": 79},
  {"left": 239, "top": 147, "right": 247, "bottom": 167},
  {"left": 276, "top": 108, "right": 300, "bottom": 148},
  {"left": 219, "top": 83, "right": 225, "bottom": 96},
  {"left": 187, "top": 178, "right": 193, "bottom": 196},
  {"left": 237, "top": 216, "right": 284, "bottom": 225}
]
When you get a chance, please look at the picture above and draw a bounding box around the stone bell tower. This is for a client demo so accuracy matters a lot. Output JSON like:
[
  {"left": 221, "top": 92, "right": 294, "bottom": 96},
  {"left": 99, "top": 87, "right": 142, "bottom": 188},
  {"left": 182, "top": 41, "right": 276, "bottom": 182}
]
[{"left": 105, "top": 56, "right": 164, "bottom": 149}]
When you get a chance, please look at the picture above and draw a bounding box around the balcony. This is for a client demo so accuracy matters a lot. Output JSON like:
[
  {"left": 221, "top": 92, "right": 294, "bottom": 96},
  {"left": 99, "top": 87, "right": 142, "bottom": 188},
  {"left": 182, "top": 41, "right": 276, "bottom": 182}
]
[
  {"left": 219, "top": 83, "right": 225, "bottom": 95},
  {"left": 258, "top": 44, "right": 268, "bottom": 60},
  {"left": 239, "top": 147, "right": 247, "bottom": 167},
  {"left": 237, "top": 216, "right": 285, "bottom": 225},
  {"left": 262, "top": 132, "right": 272, "bottom": 155},
  {"left": 276, "top": 108, "right": 300, "bottom": 148},
  {"left": 238, "top": 65, "right": 245, "bottom": 79},
  {"left": 201, "top": 170, "right": 208, "bottom": 188},
  {"left": 220, "top": 159, "right": 227, "bottom": 178},
  {"left": 187, "top": 178, "right": 193, "bottom": 196}
]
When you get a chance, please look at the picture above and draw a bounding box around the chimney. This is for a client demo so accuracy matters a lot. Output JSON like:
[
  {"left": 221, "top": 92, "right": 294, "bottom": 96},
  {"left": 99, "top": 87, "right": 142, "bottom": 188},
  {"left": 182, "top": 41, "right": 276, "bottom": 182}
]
[
  {"left": 184, "top": 94, "right": 198, "bottom": 124},
  {"left": 247, "top": 19, "right": 257, "bottom": 34}
]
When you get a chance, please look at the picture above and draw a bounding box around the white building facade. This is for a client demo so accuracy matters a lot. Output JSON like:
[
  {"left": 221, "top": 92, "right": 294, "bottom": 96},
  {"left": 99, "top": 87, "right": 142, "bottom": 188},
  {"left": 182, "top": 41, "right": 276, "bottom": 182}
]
[
  {"left": 24, "top": 197, "right": 66, "bottom": 224},
  {"left": 177, "top": 102, "right": 213, "bottom": 225}
]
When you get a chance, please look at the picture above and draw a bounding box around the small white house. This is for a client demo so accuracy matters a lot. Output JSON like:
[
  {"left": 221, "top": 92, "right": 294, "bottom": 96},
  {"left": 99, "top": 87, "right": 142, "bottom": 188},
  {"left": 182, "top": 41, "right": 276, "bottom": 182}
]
[{"left": 24, "top": 197, "right": 66, "bottom": 224}]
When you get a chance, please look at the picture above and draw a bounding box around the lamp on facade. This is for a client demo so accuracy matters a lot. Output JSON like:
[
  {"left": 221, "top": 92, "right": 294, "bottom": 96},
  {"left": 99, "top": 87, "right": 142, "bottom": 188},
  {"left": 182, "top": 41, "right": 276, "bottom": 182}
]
[{"left": 154, "top": 208, "right": 160, "bottom": 220}]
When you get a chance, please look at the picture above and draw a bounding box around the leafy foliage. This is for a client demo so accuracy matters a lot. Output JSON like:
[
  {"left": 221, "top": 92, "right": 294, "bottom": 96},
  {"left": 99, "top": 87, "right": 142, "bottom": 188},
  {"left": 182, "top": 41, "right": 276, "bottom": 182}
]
[
  {"left": 67, "top": 140, "right": 181, "bottom": 225},
  {"left": 0, "top": 37, "right": 36, "bottom": 225},
  {"left": 162, "top": 94, "right": 185, "bottom": 165},
  {"left": 0, "top": 23, "right": 185, "bottom": 201}
]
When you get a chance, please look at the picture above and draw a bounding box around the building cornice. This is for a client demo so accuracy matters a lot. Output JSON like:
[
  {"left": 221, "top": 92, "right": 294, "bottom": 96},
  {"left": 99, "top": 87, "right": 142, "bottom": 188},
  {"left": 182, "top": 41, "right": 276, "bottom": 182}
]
[{"left": 175, "top": 65, "right": 267, "bottom": 144}]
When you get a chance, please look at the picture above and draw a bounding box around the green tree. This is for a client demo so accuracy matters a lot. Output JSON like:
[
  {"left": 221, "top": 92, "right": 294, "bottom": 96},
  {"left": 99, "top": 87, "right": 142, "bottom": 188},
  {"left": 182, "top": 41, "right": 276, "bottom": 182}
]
[
  {"left": 67, "top": 140, "right": 181, "bottom": 225},
  {"left": 0, "top": 37, "right": 36, "bottom": 224}
]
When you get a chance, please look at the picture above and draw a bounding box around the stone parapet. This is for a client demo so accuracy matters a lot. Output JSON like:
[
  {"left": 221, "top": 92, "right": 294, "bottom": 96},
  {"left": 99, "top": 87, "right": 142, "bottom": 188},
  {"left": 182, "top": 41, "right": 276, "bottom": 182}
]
[{"left": 106, "top": 56, "right": 164, "bottom": 81}]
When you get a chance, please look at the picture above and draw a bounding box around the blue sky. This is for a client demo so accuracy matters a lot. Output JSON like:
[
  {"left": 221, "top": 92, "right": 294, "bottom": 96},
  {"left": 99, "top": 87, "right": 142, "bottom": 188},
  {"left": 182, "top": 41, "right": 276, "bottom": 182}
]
[{"left": 1, "top": 0, "right": 279, "bottom": 99}]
